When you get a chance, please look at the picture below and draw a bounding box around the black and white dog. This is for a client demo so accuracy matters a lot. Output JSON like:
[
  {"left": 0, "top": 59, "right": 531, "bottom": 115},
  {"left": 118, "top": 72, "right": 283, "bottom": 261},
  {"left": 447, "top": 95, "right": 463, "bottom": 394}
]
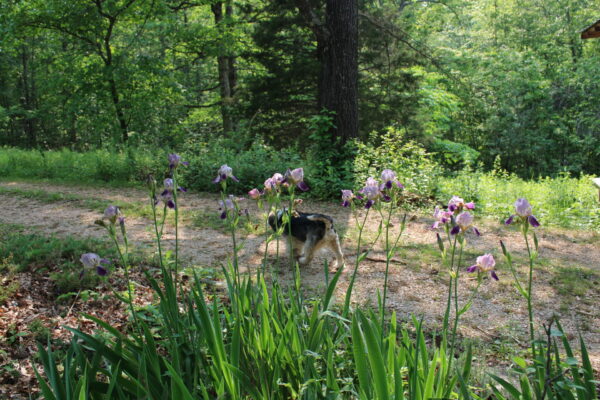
[{"left": 268, "top": 209, "right": 345, "bottom": 268}]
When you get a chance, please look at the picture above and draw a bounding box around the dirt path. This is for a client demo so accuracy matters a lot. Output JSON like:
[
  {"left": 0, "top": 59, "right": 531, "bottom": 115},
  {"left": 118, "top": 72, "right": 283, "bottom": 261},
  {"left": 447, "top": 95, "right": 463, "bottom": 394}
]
[{"left": 0, "top": 180, "right": 599, "bottom": 368}]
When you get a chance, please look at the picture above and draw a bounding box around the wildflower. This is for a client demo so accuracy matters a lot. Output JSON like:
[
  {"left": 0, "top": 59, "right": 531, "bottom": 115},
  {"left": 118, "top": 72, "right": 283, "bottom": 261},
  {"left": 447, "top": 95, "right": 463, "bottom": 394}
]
[
  {"left": 164, "top": 178, "right": 174, "bottom": 191},
  {"left": 284, "top": 168, "right": 309, "bottom": 191},
  {"left": 168, "top": 153, "right": 189, "bottom": 169},
  {"left": 505, "top": 198, "right": 540, "bottom": 227},
  {"left": 163, "top": 178, "right": 186, "bottom": 193},
  {"left": 264, "top": 177, "right": 276, "bottom": 191},
  {"left": 272, "top": 173, "right": 284, "bottom": 185},
  {"left": 448, "top": 196, "right": 475, "bottom": 213},
  {"left": 467, "top": 253, "right": 498, "bottom": 280},
  {"left": 341, "top": 190, "right": 354, "bottom": 207},
  {"left": 360, "top": 178, "right": 382, "bottom": 209},
  {"left": 213, "top": 164, "right": 239, "bottom": 184},
  {"left": 365, "top": 177, "right": 379, "bottom": 187},
  {"left": 451, "top": 211, "right": 481, "bottom": 236},
  {"left": 218, "top": 195, "right": 243, "bottom": 219},
  {"left": 380, "top": 169, "right": 404, "bottom": 190},
  {"left": 432, "top": 206, "right": 453, "bottom": 229},
  {"left": 248, "top": 188, "right": 262, "bottom": 200},
  {"left": 80, "top": 253, "right": 110, "bottom": 276},
  {"left": 160, "top": 190, "right": 176, "bottom": 209},
  {"left": 103, "top": 206, "right": 121, "bottom": 224}
]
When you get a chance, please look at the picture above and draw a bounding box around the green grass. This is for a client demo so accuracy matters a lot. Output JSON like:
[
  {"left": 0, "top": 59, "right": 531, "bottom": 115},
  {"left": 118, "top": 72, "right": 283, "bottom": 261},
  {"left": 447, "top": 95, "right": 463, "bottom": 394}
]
[
  {"left": 438, "top": 170, "right": 600, "bottom": 231},
  {"left": 0, "top": 185, "right": 161, "bottom": 221},
  {"left": 551, "top": 266, "right": 599, "bottom": 298}
]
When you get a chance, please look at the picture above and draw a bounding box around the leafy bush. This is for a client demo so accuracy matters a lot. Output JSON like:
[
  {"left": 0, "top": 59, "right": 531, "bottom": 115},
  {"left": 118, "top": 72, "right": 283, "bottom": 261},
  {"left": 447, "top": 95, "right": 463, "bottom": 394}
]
[
  {"left": 430, "top": 138, "right": 480, "bottom": 170},
  {"left": 353, "top": 127, "right": 442, "bottom": 199}
]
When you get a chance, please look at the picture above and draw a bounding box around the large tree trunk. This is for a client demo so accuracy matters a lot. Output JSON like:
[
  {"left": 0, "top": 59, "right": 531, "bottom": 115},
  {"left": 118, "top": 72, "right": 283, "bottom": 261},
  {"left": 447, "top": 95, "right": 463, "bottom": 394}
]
[
  {"left": 297, "top": 0, "right": 359, "bottom": 142},
  {"left": 107, "top": 73, "right": 128, "bottom": 143},
  {"left": 212, "top": 1, "right": 237, "bottom": 134},
  {"left": 320, "top": 0, "right": 358, "bottom": 142}
]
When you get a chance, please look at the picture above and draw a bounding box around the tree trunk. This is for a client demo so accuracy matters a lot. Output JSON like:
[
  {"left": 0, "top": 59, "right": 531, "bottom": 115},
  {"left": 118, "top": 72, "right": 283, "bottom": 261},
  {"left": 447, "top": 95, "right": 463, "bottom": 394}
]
[
  {"left": 108, "top": 73, "right": 128, "bottom": 143},
  {"left": 212, "top": 1, "right": 237, "bottom": 134},
  {"left": 320, "top": 0, "right": 358, "bottom": 142},
  {"left": 20, "top": 45, "right": 37, "bottom": 146}
]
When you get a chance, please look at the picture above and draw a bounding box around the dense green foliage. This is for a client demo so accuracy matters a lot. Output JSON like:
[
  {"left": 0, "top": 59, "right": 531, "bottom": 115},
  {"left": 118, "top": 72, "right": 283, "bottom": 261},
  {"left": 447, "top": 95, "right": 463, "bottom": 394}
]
[
  {"left": 3, "top": 146, "right": 600, "bottom": 232},
  {"left": 1, "top": 0, "right": 599, "bottom": 178}
]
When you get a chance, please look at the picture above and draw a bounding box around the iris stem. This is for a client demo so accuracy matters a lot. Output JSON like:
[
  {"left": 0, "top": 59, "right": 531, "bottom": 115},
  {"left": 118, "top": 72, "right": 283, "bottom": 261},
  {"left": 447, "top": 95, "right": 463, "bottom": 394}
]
[
  {"left": 343, "top": 207, "right": 370, "bottom": 318},
  {"left": 524, "top": 227, "right": 536, "bottom": 359}
]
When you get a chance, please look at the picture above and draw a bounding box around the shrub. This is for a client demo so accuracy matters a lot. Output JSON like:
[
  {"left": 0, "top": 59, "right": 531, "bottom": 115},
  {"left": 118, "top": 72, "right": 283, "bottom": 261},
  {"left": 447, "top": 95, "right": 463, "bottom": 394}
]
[{"left": 353, "top": 127, "right": 442, "bottom": 200}]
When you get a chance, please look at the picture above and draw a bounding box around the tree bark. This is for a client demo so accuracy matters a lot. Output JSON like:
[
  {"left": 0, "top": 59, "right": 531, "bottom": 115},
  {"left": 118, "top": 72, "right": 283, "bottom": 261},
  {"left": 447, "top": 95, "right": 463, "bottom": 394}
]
[
  {"left": 212, "top": 1, "right": 237, "bottom": 134},
  {"left": 296, "top": 0, "right": 359, "bottom": 142},
  {"left": 19, "top": 44, "right": 37, "bottom": 146},
  {"left": 320, "top": 0, "right": 358, "bottom": 141}
]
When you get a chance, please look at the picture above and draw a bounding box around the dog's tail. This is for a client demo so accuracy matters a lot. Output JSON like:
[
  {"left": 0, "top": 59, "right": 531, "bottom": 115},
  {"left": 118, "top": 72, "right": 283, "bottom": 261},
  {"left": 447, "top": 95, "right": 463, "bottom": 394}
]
[{"left": 307, "top": 214, "right": 334, "bottom": 231}]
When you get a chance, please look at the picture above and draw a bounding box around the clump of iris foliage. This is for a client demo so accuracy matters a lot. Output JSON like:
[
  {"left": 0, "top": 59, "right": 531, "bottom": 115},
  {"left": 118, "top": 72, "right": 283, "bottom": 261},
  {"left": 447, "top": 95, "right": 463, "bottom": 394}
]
[{"left": 35, "top": 156, "right": 597, "bottom": 399}]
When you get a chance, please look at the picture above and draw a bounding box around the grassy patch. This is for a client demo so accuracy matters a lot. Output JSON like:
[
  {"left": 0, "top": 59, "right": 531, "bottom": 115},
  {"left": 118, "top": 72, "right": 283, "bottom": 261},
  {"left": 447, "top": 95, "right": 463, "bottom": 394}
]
[
  {"left": 0, "top": 256, "right": 20, "bottom": 305},
  {"left": 438, "top": 171, "right": 600, "bottom": 231},
  {"left": 0, "top": 224, "right": 115, "bottom": 295},
  {"left": 0, "top": 185, "right": 157, "bottom": 221},
  {"left": 550, "top": 265, "right": 599, "bottom": 298}
]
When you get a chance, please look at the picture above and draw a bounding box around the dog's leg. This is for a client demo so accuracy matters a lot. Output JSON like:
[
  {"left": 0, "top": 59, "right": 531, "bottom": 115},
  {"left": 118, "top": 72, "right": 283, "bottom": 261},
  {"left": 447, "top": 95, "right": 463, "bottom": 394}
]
[
  {"left": 329, "top": 234, "right": 345, "bottom": 268},
  {"left": 298, "top": 234, "right": 318, "bottom": 266}
]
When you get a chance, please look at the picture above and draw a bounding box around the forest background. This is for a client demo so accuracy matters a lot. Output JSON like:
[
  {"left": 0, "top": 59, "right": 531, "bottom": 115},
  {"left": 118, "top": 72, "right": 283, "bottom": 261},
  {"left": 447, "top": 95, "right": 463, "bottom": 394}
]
[{"left": 1, "top": 0, "right": 600, "bottom": 204}]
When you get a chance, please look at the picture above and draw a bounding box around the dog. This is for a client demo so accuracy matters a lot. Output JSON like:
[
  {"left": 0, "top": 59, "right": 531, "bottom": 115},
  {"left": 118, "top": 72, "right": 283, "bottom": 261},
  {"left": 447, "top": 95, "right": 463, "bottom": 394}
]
[{"left": 268, "top": 208, "right": 345, "bottom": 268}]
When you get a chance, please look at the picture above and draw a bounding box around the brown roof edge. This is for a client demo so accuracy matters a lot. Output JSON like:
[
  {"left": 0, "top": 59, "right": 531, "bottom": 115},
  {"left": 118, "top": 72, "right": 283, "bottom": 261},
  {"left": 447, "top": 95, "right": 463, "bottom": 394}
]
[{"left": 581, "top": 19, "right": 600, "bottom": 39}]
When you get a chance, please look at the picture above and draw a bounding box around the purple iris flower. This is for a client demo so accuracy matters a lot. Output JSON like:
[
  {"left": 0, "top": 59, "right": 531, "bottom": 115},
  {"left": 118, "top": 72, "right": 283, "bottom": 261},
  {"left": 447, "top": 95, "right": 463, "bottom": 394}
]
[
  {"left": 80, "top": 253, "right": 110, "bottom": 276},
  {"left": 248, "top": 188, "right": 262, "bottom": 200},
  {"left": 380, "top": 169, "right": 404, "bottom": 190},
  {"left": 284, "top": 168, "right": 310, "bottom": 191},
  {"left": 447, "top": 196, "right": 475, "bottom": 214},
  {"left": 432, "top": 206, "right": 453, "bottom": 229},
  {"left": 341, "top": 189, "right": 354, "bottom": 207},
  {"left": 451, "top": 211, "right": 480, "bottom": 236},
  {"left": 467, "top": 254, "right": 498, "bottom": 280},
  {"left": 218, "top": 195, "right": 243, "bottom": 219},
  {"left": 213, "top": 164, "right": 239, "bottom": 184},
  {"left": 164, "top": 178, "right": 174, "bottom": 191},
  {"left": 359, "top": 178, "right": 383, "bottom": 209},
  {"left": 103, "top": 206, "right": 121, "bottom": 224},
  {"left": 161, "top": 190, "right": 176, "bottom": 209},
  {"left": 168, "top": 153, "right": 189, "bottom": 169},
  {"left": 505, "top": 198, "right": 541, "bottom": 227}
]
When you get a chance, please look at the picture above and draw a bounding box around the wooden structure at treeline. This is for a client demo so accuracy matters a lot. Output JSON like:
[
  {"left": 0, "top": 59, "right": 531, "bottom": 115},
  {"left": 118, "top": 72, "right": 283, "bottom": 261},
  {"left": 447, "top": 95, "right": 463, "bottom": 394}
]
[{"left": 581, "top": 20, "right": 600, "bottom": 39}]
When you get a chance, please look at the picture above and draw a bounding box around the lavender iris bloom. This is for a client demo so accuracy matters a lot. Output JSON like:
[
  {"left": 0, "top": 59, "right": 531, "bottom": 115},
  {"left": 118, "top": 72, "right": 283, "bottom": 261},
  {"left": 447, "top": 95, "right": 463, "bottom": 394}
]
[
  {"left": 213, "top": 164, "right": 239, "bottom": 184},
  {"left": 505, "top": 198, "right": 540, "bottom": 227},
  {"left": 161, "top": 190, "right": 176, "bottom": 209},
  {"left": 168, "top": 153, "right": 189, "bottom": 169},
  {"left": 103, "top": 206, "right": 121, "bottom": 224},
  {"left": 451, "top": 211, "right": 480, "bottom": 236},
  {"left": 341, "top": 189, "right": 354, "bottom": 207},
  {"left": 218, "top": 195, "right": 242, "bottom": 219},
  {"left": 80, "top": 253, "right": 110, "bottom": 276},
  {"left": 380, "top": 169, "right": 404, "bottom": 190},
  {"left": 248, "top": 188, "right": 261, "bottom": 200},
  {"left": 432, "top": 206, "right": 453, "bottom": 229},
  {"left": 284, "top": 168, "right": 309, "bottom": 191},
  {"left": 164, "top": 178, "right": 174, "bottom": 191},
  {"left": 467, "top": 253, "right": 498, "bottom": 280},
  {"left": 360, "top": 178, "right": 382, "bottom": 209},
  {"left": 264, "top": 177, "right": 276, "bottom": 191}
]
